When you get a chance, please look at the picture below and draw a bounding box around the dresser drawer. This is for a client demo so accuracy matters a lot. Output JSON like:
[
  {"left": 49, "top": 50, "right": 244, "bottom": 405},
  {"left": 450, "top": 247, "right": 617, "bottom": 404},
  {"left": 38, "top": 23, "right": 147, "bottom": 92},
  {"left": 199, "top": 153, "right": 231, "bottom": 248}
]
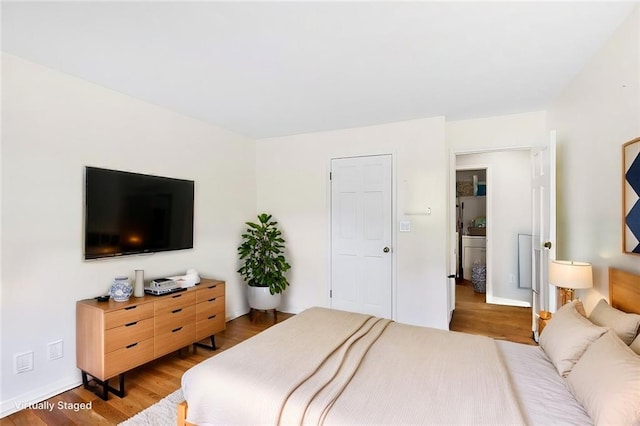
[
  {"left": 196, "top": 283, "right": 225, "bottom": 302},
  {"left": 104, "top": 317, "right": 154, "bottom": 353},
  {"left": 196, "top": 313, "right": 225, "bottom": 341},
  {"left": 104, "top": 337, "right": 154, "bottom": 379},
  {"left": 105, "top": 303, "right": 154, "bottom": 330},
  {"left": 196, "top": 296, "right": 224, "bottom": 319},
  {"left": 155, "top": 304, "right": 196, "bottom": 334},
  {"left": 155, "top": 323, "right": 196, "bottom": 356},
  {"left": 154, "top": 292, "right": 196, "bottom": 315}
]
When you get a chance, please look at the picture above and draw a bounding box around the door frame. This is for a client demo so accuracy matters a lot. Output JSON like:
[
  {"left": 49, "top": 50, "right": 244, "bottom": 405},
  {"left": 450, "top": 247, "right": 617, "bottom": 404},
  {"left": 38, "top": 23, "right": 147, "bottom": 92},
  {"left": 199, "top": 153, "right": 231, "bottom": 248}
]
[{"left": 327, "top": 152, "right": 397, "bottom": 320}]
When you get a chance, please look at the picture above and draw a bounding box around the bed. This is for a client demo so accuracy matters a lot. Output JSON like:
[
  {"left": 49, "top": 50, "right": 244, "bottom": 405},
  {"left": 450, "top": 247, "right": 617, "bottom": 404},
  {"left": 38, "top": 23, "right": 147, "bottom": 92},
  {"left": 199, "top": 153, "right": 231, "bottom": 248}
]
[{"left": 178, "top": 267, "right": 640, "bottom": 425}]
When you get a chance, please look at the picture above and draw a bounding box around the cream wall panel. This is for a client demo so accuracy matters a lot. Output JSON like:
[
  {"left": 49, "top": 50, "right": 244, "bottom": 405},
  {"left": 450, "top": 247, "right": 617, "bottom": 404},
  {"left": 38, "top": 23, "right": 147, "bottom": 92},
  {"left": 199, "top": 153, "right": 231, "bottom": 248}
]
[
  {"left": 548, "top": 7, "right": 640, "bottom": 312},
  {"left": 447, "top": 111, "right": 548, "bottom": 151},
  {"left": 1, "top": 54, "right": 255, "bottom": 415},
  {"left": 256, "top": 117, "right": 449, "bottom": 329}
]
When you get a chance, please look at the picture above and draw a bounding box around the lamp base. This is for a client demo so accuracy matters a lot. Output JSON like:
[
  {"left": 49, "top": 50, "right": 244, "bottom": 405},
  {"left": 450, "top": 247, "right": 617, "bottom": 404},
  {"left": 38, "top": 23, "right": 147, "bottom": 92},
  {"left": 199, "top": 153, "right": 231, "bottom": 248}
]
[{"left": 559, "top": 287, "right": 575, "bottom": 306}]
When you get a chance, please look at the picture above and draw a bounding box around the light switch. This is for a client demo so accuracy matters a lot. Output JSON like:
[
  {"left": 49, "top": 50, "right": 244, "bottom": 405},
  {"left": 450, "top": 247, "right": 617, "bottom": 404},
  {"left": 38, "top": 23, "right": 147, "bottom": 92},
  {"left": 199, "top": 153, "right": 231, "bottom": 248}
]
[{"left": 399, "top": 220, "right": 411, "bottom": 232}]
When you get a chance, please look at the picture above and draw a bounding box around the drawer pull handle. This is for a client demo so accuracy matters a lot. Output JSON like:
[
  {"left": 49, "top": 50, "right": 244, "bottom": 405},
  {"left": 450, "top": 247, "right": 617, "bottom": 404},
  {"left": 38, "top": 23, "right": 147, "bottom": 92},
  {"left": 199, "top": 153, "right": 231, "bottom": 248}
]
[
  {"left": 172, "top": 294, "right": 182, "bottom": 299},
  {"left": 172, "top": 308, "right": 182, "bottom": 314},
  {"left": 126, "top": 343, "right": 138, "bottom": 349},
  {"left": 125, "top": 321, "right": 138, "bottom": 327},
  {"left": 124, "top": 306, "right": 137, "bottom": 311},
  {"left": 172, "top": 327, "right": 183, "bottom": 333},
  {"left": 208, "top": 315, "right": 217, "bottom": 320},
  {"left": 208, "top": 298, "right": 216, "bottom": 302},
  {"left": 208, "top": 285, "right": 217, "bottom": 289}
]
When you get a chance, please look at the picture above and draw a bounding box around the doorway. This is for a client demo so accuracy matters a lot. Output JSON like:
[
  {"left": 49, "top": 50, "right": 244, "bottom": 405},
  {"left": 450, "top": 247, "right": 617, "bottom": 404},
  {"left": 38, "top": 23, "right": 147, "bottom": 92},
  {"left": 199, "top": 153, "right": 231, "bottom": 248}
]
[{"left": 454, "top": 150, "right": 533, "bottom": 309}]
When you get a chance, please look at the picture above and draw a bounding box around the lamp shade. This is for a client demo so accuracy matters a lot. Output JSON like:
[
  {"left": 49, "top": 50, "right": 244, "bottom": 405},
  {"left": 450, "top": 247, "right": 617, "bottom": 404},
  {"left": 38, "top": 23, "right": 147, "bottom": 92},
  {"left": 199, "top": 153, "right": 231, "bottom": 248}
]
[{"left": 549, "top": 260, "right": 593, "bottom": 289}]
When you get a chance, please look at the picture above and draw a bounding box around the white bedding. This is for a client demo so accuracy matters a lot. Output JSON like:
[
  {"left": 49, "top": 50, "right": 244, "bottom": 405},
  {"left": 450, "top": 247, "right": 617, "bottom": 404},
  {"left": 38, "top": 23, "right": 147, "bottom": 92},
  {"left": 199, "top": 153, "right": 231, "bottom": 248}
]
[
  {"left": 497, "top": 340, "right": 592, "bottom": 426},
  {"left": 182, "top": 308, "right": 591, "bottom": 425}
]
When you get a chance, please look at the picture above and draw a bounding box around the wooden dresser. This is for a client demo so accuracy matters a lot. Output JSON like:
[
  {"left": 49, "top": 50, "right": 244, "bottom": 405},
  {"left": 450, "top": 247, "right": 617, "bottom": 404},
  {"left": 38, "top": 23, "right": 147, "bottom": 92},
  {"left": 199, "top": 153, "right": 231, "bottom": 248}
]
[{"left": 76, "top": 279, "right": 225, "bottom": 399}]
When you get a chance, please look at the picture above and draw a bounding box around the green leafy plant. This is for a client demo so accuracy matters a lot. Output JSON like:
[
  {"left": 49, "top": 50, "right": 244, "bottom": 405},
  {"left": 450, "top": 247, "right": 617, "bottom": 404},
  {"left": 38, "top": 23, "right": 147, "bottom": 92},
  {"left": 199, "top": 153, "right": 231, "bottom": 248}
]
[{"left": 237, "top": 213, "right": 291, "bottom": 295}]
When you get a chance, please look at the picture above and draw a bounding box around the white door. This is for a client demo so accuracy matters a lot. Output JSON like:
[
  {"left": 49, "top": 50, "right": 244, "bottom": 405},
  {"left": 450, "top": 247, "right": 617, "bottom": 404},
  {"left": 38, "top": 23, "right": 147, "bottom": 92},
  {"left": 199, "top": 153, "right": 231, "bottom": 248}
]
[
  {"left": 531, "top": 131, "right": 557, "bottom": 342},
  {"left": 330, "top": 155, "right": 393, "bottom": 319}
]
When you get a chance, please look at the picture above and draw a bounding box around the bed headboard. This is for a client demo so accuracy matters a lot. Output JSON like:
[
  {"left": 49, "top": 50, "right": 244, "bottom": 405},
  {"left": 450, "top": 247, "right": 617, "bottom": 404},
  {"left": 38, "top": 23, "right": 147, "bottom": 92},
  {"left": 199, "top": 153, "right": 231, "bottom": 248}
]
[{"left": 609, "top": 267, "right": 640, "bottom": 315}]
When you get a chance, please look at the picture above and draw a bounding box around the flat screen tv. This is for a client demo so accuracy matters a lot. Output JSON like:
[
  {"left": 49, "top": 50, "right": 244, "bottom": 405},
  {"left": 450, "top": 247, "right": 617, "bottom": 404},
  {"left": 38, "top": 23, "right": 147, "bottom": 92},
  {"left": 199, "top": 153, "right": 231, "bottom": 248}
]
[{"left": 84, "top": 167, "right": 194, "bottom": 260}]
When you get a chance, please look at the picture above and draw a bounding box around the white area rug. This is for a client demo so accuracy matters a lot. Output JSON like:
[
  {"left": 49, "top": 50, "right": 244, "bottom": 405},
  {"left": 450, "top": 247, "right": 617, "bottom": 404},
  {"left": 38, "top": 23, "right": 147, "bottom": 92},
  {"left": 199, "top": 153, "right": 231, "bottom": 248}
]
[{"left": 119, "top": 389, "right": 184, "bottom": 426}]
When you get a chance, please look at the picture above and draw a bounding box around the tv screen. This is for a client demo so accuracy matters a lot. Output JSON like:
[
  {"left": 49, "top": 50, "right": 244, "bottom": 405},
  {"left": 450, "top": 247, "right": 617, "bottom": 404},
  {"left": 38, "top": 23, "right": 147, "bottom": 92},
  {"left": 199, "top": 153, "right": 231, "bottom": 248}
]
[{"left": 84, "top": 167, "right": 194, "bottom": 260}]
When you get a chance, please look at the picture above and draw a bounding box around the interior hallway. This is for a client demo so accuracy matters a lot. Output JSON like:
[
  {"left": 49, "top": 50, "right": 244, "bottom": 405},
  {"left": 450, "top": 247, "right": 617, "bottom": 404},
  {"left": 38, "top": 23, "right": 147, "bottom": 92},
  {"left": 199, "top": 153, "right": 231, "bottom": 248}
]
[{"left": 450, "top": 280, "right": 536, "bottom": 345}]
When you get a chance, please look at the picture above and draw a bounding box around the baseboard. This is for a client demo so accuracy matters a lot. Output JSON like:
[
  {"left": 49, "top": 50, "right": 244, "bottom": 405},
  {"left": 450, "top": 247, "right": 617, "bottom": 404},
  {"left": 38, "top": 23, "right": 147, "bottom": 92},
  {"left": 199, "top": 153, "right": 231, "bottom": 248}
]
[
  {"left": 486, "top": 295, "right": 531, "bottom": 308},
  {"left": 0, "top": 376, "right": 81, "bottom": 418}
]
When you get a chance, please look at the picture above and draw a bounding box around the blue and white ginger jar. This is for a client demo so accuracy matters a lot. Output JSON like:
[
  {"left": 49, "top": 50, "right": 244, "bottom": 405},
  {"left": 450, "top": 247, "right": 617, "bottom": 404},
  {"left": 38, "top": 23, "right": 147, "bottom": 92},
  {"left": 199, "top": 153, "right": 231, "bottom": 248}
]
[{"left": 110, "top": 276, "right": 133, "bottom": 302}]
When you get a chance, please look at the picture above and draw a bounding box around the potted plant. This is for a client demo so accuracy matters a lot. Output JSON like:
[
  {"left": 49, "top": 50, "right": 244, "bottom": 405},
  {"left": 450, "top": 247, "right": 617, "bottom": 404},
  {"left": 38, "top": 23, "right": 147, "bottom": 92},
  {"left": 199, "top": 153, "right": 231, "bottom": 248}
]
[{"left": 237, "top": 213, "right": 291, "bottom": 310}]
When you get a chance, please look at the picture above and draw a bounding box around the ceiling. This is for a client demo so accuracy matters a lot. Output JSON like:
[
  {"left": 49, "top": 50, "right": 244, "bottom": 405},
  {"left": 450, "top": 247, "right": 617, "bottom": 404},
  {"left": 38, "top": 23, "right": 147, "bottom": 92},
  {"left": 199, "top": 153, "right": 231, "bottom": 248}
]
[{"left": 2, "top": 1, "right": 637, "bottom": 139}]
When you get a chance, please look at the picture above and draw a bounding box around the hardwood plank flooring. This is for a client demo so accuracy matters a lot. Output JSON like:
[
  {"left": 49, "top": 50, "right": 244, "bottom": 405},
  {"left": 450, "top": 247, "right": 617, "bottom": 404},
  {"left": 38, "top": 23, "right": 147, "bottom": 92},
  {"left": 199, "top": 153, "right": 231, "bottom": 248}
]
[
  {"left": 3, "top": 296, "right": 534, "bottom": 425},
  {"left": 450, "top": 279, "right": 536, "bottom": 345}
]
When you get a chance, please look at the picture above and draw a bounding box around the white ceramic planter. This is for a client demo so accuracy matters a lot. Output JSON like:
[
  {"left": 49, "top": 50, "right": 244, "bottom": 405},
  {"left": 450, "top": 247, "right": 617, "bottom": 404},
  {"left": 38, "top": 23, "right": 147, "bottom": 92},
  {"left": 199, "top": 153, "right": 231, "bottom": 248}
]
[{"left": 248, "top": 286, "right": 281, "bottom": 310}]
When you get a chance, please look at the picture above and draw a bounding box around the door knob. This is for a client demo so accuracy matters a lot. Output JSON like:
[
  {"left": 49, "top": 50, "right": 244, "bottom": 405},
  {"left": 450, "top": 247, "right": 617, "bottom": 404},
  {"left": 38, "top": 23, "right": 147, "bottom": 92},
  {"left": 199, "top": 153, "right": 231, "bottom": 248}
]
[
  {"left": 542, "top": 241, "right": 552, "bottom": 249},
  {"left": 383, "top": 247, "right": 390, "bottom": 253}
]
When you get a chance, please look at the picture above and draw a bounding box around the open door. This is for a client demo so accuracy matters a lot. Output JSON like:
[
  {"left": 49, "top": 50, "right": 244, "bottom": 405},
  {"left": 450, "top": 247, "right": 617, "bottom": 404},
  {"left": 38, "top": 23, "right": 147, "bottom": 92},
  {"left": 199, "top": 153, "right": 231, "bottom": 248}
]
[
  {"left": 448, "top": 151, "right": 457, "bottom": 323},
  {"left": 531, "top": 131, "right": 557, "bottom": 342}
]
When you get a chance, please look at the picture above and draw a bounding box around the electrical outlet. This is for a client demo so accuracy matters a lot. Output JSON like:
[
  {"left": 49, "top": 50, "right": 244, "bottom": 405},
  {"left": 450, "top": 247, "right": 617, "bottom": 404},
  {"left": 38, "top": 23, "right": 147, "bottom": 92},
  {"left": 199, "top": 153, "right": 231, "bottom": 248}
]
[
  {"left": 15, "top": 351, "right": 34, "bottom": 373},
  {"left": 47, "top": 340, "right": 63, "bottom": 361}
]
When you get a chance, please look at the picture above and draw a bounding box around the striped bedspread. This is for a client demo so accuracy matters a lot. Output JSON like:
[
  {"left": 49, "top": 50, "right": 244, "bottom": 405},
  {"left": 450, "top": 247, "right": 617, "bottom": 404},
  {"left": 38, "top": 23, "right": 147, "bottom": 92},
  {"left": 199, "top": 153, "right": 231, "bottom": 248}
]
[{"left": 181, "top": 307, "right": 525, "bottom": 425}]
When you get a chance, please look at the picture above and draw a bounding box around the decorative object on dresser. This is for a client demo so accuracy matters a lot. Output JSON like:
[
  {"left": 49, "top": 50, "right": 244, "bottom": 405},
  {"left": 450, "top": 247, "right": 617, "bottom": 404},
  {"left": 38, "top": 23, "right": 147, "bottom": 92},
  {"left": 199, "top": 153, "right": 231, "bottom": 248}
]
[
  {"left": 237, "top": 213, "right": 291, "bottom": 318},
  {"left": 548, "top": 260, "right": 593, "bottom": 305},
  {"left": 133, "top": 269, "right": 144, "bottom": 298},
  {"left": 168, "top": 268, "right": 201, "bottom": 288},
  {"left": 109, "top": 276, "right": 133, "bottom": 301},
  {"left": 76, "top": 279, "right": 225, "bottom": 400}
]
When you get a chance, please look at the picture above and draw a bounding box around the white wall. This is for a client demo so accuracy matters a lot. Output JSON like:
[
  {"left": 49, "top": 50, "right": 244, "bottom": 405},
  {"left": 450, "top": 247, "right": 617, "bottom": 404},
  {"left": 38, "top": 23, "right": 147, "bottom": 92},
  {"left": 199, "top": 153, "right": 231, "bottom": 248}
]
[
  {"left": 256, "top": 117, "right": 449, "bottom": 329},
  {"left": 548, "top": 7, "right": 640, "bottom": 312},
  {"left": 1, "top": 54, "right": 256, "bottom": 416},
  {"left": 457, "top": 150, "right": 532, "bottom": 305},
  {"left": 447, "top": 111, "right": 548, "bottom": 152}
]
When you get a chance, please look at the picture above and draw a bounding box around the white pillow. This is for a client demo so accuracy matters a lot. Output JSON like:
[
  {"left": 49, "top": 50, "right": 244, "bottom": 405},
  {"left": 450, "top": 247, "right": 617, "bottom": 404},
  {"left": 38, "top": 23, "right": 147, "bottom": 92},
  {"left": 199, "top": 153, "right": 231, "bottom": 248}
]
[
  {"left": 588, "top": 298, "right": 640, "bottom": 345},
  {"left": 539, "top": 300, "right": 608, "bottom": 377},
  {"left": 567, "top": 330, "right": 640, "bottom": 425}
]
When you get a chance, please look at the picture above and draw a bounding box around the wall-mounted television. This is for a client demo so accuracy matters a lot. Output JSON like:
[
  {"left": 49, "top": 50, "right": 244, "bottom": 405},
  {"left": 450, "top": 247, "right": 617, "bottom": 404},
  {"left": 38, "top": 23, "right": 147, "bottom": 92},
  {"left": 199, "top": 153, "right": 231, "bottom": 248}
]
[{"left": 84, "top": 167, "right": 194, "bottom": 260}]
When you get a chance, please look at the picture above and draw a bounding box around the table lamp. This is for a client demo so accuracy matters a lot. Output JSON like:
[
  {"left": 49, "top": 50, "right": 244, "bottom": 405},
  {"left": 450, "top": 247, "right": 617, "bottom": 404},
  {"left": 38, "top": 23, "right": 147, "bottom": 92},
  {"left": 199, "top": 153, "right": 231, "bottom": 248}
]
[{"left": 548, "top": 260, "right": 593, "bottom": 305}]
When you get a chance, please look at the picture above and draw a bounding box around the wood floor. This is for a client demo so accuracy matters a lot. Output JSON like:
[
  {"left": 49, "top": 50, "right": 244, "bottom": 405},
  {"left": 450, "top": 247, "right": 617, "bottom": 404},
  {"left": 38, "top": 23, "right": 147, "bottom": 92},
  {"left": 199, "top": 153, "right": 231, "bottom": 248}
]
[
  {"left": 450, "top": 279, "right": 536, "bottom": 345},
  {"left": 3, "top": 294, "right": 534, "bottom": 425}
]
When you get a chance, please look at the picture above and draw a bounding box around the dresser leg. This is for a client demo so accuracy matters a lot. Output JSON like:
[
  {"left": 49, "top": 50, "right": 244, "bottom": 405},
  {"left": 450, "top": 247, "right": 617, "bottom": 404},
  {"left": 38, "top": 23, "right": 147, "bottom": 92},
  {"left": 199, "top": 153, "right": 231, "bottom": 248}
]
[
  {"left": 81, "top": 371, "right": 125, "bottom": 400},
  {"left": 194, "top": 335, "right": 217, "bottom": 351}
]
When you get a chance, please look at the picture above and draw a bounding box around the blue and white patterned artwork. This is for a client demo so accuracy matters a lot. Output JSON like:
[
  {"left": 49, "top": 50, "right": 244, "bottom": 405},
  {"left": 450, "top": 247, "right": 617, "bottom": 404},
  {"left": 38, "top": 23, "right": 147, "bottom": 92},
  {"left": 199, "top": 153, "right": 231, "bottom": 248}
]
[{"left": 624, "top": 139, "right": 640, "bottom": 253}]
